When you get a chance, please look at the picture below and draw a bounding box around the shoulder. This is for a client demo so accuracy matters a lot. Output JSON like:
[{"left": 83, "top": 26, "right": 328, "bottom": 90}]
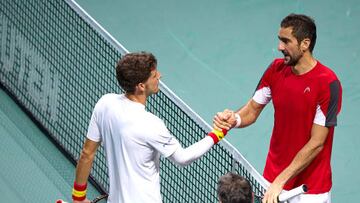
[
  {"left": 94, "top": 93, "right": 122, "bottom": 111},
  {"left": 97, "top": 93, "right": 122, "bottom": 104},
  {"left": 139, "top": 112, "right": 170, "bottom": 140},
  {"left": 315, "top": 62, "right": 341, "bottom": 84},
  {"left": 98, "top": 93, "right": 121, "bottom": 102},
  {"left": 272, "top": 58, "right": 285, "bottom": 66},
  {"left": 264, "top": 58, "right": 287, "bottom": 74},
  {"left": 260, "top": 58, "right": 287, "bottom": 79},
  {"left": 313, "top": 62, "right": 342, "bottom": 101},
  {"left": 144, "top": 111, "right": 170, "bottom": 131},
  {"left": 144, "top": 111, "right": 166, "bottom": 127},
  {"left": 272, "top": 58, "right": 289, "bottom": 72}
]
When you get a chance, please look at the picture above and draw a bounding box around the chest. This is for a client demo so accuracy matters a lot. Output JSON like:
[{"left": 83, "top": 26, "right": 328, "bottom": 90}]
[{"left": 271, "top": 73, "right": 320, "bottom": 113}]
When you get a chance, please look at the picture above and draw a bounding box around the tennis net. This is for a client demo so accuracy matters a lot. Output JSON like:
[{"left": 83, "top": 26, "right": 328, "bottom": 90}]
[{"left": 0, "top": 0, "right": 268, "bottom": 202}]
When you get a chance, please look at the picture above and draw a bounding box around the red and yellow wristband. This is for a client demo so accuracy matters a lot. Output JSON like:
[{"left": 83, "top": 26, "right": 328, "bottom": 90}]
[
  {"left": 72, "top": 182, "right": 87, "bottom": 201},
  {"left": 208, "top": 129, "right": 228, "bottom": 144}
]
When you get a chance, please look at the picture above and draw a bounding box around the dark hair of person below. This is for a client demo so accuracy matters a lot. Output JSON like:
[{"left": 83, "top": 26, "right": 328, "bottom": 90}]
[{"left": 217, "top": 172, "right": 253, "bottom": 203}]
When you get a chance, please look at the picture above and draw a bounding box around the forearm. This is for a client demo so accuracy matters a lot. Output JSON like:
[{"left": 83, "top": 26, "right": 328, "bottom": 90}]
[
  {"left": 236, "top": 107, "right": 255, "bottom": 128},
  {"left": 274, "top": 124, "right": 329, "bottom": 187},
  {"left": 273, "top": 141, "right": 324, "bottom": 186},
  {"left": 75, "top": 152, "right": 95, "bottom": 184},
  {"left": 262, "top": 125, "right": 329, "bottom": 203},
  {"left": 74, "top": 140, "right": 98, "bottom": 184},
  {"left": 236, "top": 99, "right": 264, "bottom": 128},
  {"left": 213, "top": 100, "right": 264, "bottom": 131},
  {"left": 168, "top": 136, "right": 214, "bottom": 166},
  {"left": 72, "top": 139, "right": 99, "bottom": 202}
]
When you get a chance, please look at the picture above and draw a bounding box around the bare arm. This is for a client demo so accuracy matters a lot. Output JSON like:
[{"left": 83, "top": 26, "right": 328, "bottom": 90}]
[
  {"left": 75, "top": 138, "right": 100, "bottom": 184},
  {"left": 213, "top": 99, "right": 266, "bottom": 130},
  {"left": 237, "top": 99, "right": 266, "bottom": 128},
  {"left": 262, "top": 124, "right": 330, "bottom": 203}
]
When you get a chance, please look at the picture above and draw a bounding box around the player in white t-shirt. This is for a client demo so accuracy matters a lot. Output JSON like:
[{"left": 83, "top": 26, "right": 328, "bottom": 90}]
[{"left": 71, "top": 52, "right": 227, "bottom": 203}]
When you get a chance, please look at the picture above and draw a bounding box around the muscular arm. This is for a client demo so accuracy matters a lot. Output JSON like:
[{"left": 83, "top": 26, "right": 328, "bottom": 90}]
[
  {"left": 168, "top": 136, "right": 214, "bottom": 167},
  {"left": 213, "top": 99, "right": 266, "bottom": 130},
  {"left": 237, "top": 99, "right": 266, "bottom": 128},
  {"left": 262, "top": 124, "right": 329, "bottom": 203},
  {"left": 74, "top": 138, "right": 100, "bottom": 184}
]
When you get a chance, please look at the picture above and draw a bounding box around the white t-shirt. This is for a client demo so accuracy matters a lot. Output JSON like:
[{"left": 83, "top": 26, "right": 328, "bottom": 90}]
[{"left": 87, "top": 94, "right": 180, "bottom": 203}]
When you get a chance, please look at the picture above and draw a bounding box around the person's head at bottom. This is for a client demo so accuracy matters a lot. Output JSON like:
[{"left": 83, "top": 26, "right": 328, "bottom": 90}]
[{"left": 217, "top": 172, "right": 253, "bottom": 203}]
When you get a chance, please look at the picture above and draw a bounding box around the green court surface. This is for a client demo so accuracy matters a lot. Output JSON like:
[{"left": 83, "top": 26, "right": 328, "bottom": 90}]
[
  {"left": 0, "top": 88, "right": 101, "bottom": 203},
  {"left": 74, "top": 0, "right": 360, "bottom": 202}
]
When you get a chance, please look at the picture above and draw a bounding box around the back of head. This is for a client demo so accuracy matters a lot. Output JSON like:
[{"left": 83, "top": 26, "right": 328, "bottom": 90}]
[
  {"left": 281, "top": 13, "right": 317, "bottom": 52},
  {"left": 217, "top": 172, "right": 252, "bottom": 203},
  {"left": 116, "top": 51, "right": 157, "bottom": 93}
]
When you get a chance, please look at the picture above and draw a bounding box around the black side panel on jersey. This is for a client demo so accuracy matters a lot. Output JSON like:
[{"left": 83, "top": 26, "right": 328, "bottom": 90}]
[{"left": 325, "top": 80, "right": 341, "bottom": 127}]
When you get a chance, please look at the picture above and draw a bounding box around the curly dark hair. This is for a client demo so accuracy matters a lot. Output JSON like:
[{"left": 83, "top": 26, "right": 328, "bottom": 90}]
[
  {"left": 217, "top": 172, "right": 252, "bottom": 203},
  {"left": 281, "top": 13, "right": 317, "bottom": 52},
  {"left": 116, "top": 52, "right": 157, "bottom": 93}
]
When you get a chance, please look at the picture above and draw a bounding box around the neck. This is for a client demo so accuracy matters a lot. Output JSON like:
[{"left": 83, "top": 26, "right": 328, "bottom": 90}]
[
  {"left": 292, "top": 52, "right": 317, "bottom": 75},
  {"left": 125, "top": 92, "right": 147, "bottom": 105}
]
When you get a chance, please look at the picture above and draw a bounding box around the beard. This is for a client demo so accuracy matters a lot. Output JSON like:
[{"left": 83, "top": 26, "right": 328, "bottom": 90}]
[
  {"left": 145, "top": 83, "right": 160, "bottom": 96},
  {"left": 282, "top": 50, "right": 302, "bottom": 66}
]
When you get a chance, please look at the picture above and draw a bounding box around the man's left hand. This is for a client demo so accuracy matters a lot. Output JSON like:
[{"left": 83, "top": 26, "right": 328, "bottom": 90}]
[{"left": 262, "top": 181, "right": 284, "bottom": 203}]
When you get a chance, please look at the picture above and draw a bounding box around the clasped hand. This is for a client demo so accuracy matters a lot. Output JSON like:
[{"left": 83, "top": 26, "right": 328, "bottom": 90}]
[{"left": 213, "top": 109, "right": 237, "bottom": 131}]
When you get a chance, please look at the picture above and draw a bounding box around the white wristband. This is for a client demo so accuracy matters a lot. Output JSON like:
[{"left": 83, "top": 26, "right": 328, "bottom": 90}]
[{"left": 234, "top": 113, "right": 241, "bottom": 128}]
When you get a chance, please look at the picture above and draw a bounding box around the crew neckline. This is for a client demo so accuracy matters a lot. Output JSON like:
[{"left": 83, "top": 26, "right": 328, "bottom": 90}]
[
  {"left": 122, "top": 94, "right": 145, "bottom": 109},
  {"left": 291, "top": 60, "right": 319, "bottom": 77}
]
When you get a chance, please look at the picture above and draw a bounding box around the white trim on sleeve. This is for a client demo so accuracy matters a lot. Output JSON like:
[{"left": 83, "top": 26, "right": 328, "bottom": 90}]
[
  {"left": 313, "top": 104, "right": 326, "bottom": 126},
  {"left": 253, "top": 87, "right": 272, "bottom": 105}
]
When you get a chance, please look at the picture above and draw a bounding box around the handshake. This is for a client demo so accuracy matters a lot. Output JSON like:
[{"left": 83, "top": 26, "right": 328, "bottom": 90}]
[{"left": 208, "top": 109, "right": 242, "bottom": 144}]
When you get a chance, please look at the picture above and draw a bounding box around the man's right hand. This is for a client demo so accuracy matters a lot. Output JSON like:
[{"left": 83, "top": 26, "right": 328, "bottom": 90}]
[{"left": 213, "top": 109, "right": 237, "bottom": 131}]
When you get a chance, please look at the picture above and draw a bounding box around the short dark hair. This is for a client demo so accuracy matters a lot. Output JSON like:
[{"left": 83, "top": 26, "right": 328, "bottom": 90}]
[
  {"left": 281, "top": 13, "right": 317, "bottom": 52},
  {"left": 116, "top": 52, "right": 157, "bottom": 93},
  {"left": 217, "top": 172, "right": 252, "bottom": 203}
]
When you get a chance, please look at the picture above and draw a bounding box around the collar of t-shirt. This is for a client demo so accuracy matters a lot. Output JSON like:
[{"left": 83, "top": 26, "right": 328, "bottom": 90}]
[{"left": 121, "top": 94, "right": 145, "bottom": 110}]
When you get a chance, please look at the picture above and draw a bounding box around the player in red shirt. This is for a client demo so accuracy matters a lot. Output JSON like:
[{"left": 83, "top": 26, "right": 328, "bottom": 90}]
[{"left": 213, "top": 14, "right": 342, "bottom": 203}]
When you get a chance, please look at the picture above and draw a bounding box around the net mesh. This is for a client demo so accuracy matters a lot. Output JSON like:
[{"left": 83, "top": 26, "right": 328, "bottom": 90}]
[{"left": 0, "top": 0, "right": 266, "bottom": 202}]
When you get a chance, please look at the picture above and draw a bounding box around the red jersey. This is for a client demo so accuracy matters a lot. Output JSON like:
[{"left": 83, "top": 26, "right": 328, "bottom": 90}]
[{"left": 253, "top": 58, "right": 342, "bottom": 194}]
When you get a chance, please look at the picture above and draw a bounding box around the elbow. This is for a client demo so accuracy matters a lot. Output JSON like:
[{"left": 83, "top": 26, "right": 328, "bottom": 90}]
[
  {"left": 79, "top": 149, "right": 95, "bottom": 163},
  {"left": 174, "top": 159, "right": 191, "bottom": 167},
  {"left": 309, "top": 142, "right": 324, "bottom": 157},
  {"left": 169, "top": 150, "right": 194, "bottom": 167},
  {"left": 248, "top": 117, "right": 257, "bottom": 126},
  {"left": 314, "top": 144, "right": 324, "bottom": 154},
  {"left": 176, "top": 163, "right": 187, "bottom": 168}
]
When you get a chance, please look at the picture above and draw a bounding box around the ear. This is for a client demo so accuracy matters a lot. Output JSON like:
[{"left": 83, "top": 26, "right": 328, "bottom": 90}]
[
  {"left": 135, "top": 83, "right": 146, "bottom": 92},
  {"left": 301, "top": 38, "right": 311, "bottom": 52}
]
